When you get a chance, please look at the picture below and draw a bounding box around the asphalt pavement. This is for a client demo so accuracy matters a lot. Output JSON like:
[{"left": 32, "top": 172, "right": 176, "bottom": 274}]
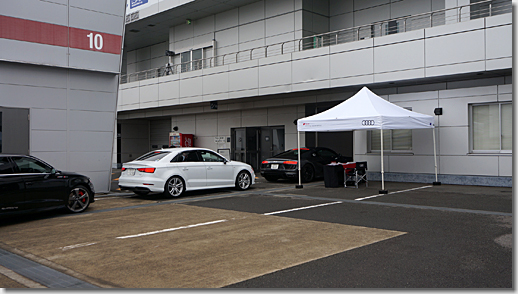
[{"left": 0, "top": 170, "right": 512, "bottom": 289}]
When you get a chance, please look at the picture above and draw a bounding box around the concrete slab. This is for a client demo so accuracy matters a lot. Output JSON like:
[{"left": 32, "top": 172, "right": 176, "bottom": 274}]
[{"left": 0, "top": 203, "right": 404, "bottom": 288}]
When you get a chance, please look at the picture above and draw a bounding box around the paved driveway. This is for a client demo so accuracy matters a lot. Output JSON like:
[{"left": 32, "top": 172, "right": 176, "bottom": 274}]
[{"left": 0, "top": 176, "right": 512, "bottom": 288}]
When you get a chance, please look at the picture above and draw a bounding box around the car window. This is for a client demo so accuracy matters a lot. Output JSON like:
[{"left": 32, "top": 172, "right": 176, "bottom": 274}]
[
  {"left": 12, "top": 157, "right": 53, "bottom": 174},
  {"left": 273, "top": 148, "right": 311, "bottom": 159},
  {"left": 0, "top": 157, "right": 15, "bottom": 174},
  {"left": 317, "top": 149, "right": 337, "bottom": 159},
  {"left": 171, "top": 151, "right": 201, "bottom": 162},
  {"left": 199, "top": 151, "right": 225, "bottom": 162},
  {"left": 135, "top": 151, "right": 171, "bottom": 161}
]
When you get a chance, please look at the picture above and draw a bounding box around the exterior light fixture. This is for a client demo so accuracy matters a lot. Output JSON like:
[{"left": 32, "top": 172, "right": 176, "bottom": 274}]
[{"left": 186, "top": 19, "right": 192, "bottom": 25}]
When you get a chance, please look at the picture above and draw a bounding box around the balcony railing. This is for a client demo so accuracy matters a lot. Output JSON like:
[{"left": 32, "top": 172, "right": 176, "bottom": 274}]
[{"left": 120, "top": 0, "right": 511, "bottom": 84}]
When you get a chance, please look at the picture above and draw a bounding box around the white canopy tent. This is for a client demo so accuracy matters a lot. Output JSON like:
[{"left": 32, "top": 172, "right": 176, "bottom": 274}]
[{"left": 296, "top": 86, "right": 438, "bottom": 193}]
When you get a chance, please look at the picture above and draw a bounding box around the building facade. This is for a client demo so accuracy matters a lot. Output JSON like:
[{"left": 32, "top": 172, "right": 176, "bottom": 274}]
[
  {"left": 0, "top": 1, "right": 126, "bottom": 192},
  {"left": 117, "top": 0, "right": 512, "bottom": 187}
]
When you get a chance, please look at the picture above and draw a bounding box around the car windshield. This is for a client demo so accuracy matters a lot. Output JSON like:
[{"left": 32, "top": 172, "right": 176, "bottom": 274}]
[
  {"left": 135, "top": 151, "right": 171, "bottom": 161},
  {"left": 273, "top": 148, "right": 311, "bottom": 159}
]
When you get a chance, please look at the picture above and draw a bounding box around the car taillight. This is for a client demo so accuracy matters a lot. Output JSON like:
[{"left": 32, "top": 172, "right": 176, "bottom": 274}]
[
  {"left": 283, "top": 161, "right": 298, "bottom": 165},
  {"left": 137, "top": 168, "right": 156, "bottom": 173},
  {"left": 262, "top": 161, "right": 269, "bottom": 164},
  {"left": 121, "top": 167, "right": 126, "bottom": 171}
]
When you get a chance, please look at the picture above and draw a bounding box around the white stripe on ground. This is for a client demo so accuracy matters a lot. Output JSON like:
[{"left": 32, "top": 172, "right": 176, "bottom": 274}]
[
  {"left": 354, "top": 185, "right": 433, "bottom": 201},
  {"left": 0, "top": 265, "right": 46, "bottom": 288},
  {"left": 263, "top": 201, "right": 343, "bottom": 215},
  {"left": 116, "top": 219, "right": 228, "bottom": 239}
]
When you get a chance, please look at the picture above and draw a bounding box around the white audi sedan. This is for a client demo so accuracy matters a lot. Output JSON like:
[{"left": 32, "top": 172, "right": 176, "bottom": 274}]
[{"left": 118, "top": 147, "right": 254, "bottom": 197}]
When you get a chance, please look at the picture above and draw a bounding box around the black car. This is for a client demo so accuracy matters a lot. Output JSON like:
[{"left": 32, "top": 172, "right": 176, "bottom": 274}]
[
  {"left": 260, "top": 147, "right": 352, "bottom": 182},
  {"left": 0, "top": 154, "right": 95, "bottom": 216}
]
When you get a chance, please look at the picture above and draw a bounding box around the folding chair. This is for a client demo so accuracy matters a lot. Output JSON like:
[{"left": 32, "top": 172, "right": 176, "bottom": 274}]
[{"left": 344, "top": 161, "right": 368, "bottom": 188}]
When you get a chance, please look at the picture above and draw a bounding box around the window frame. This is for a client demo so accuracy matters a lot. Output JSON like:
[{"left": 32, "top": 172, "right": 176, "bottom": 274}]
[
  {"left": 469, "top": 101, "right": 512, "bottom": 154},
  {"left": 368, "top": 107, "right": 414, "bottom": 154}
]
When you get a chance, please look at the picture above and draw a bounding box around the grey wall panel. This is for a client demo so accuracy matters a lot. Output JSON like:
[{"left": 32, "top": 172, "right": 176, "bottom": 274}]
[
  {"left": 68, "top": 90, "right": 117, "bottom": 112},
  {"left": 0, "top": 39, "right": 68, "bottom": 68},
  {"left": 179, "top": 77, "right": 203, "bottom": 97},
  {"left": 292, "top": 55, "right": 329, "bottom": 83},
  {"left": 0, "top": 62, "right": 67, "bottom": 89},
  {"left": 353, "top": 3, "right": 390, "bottom": 26},
  {"left": 228, "top": 67, "right": 259, "bottom": 92},
  {"left": 174, "top": 23, "right": 195, "bottom": 42},
  {"left": 69, "top": 70, "right": 118, "bottom": 93},
  {"left": 0, "top": 84, "right": 67, "bottom": 109},
  {"left": 239, "top": 39, "right": 266, "bottom": 51},
  {"left": 259, "top": 62, "right": 292, "bottom": 88},
  {"left": 69, "top": 0, "right": 126, "bottom": 16},
  {"left": 266, "top": 13, "right": 295, "bottom": 37},
  {"left": 194, "top": 15, "right": 215, "bottom": 37},
  {"left": 239, "top": 1, "right": 265, "bottom": 25},
  {"left": 374, "top": 39, "right": 424, "bottom": 73},
  {"left": 439, "top": 126, "right": 469, "bottom": 156},
  {"left": 30, "top": 109, "right": 67, "bottom": 131},
  {"left": 485, "top": 25, "right": 512, "bottom": 60},
  {"left": 68, "top": 131, "right": 114, "bottom": 152},
  {"left": 239, "top": 21, "right": 266, "bottom": 43},
  {"left": 203, "top": 72, "right": 229, "bottom": 94},
  {"left": 215, "top": 8, "right": 239, "bottom": 31},
  {"left": 390, "top": 0, "right": 432, "bottom": 19},
  {"left": 69, "top": 49, "right": 122, "bottom": 73},
  {"left": 265, "top": 0, "right": 295, "bottom": 18},
  {"left": 425, "top": 30, "right": 485, "bottom": 67},
  {"left": 2, "top": 0, "right": 68, "bottom": 26},
  {"left": 215, "top": 28, "right": 239, "bottom": 47},
  {"left": 140, "top": 83, "right": 159, "bottom": 104},
  {"left": 67, "top": 111, "right": 116, "bottom": 132},
  {"left": 69, "top": 6, "right": 125, "bottom": 35},
  {"left": 31, "top": 130, "right": 67, "bottom": 152},
  {"left": 330, "top": 0, "right": 353, "bottom": 16},
  {"left": 158, "top": 80, "right": 180, "bottom": 101},
  {"left": 330, "top": 47, "right": 373, "bottom": 78},
  {"left": 354, "top": 0, "right": 390, "bottom": 11}
]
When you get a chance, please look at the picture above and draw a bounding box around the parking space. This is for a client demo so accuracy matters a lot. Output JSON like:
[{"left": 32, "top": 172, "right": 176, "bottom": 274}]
[{"left": 0, "top": 176, "right": 512, "bottom": 288}]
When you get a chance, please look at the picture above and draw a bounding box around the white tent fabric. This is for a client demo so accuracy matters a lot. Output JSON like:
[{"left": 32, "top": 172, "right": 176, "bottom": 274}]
[
  {"left": 295, "top": 86, "right": 437, "bottom": 192},
  {"left": 297, "top": 87, "right": 434, "bottom": 132}
]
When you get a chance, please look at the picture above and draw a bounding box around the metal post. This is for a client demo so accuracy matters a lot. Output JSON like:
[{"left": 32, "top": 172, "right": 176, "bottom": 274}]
[
  {"left": 296, "top": 130, "right": 303, "bottom": 188},
  {"left": 432, "top": 127, "right": 441, "bottom": 185},
  {"left": 379, "top": 129, "right": 388, "bottom": 194}
]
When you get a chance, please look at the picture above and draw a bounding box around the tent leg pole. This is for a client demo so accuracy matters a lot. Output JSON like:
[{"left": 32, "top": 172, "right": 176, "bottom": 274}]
[
  {"left": 296, "top": 130, "right": 303, "bottom": 188},
  {"left": 432, "top": 127, "right": 441, "bottom": 186},
  {"left": 379, "top": 129, "right": 388, "bottom": 194}
]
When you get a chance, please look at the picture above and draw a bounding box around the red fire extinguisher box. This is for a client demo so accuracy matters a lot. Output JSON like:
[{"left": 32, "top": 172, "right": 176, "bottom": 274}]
[{"left": 169, "top": 132, "right": 194, "bottom": 147}]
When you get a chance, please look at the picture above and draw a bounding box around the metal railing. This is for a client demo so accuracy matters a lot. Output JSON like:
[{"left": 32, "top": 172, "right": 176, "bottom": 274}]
[{"left": 120, "top": 0, "right": 511, "bottom": 84}]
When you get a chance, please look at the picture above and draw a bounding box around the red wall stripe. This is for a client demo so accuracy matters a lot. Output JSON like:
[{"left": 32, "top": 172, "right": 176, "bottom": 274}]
[{"left": 0, "top": 15, "right": 122, "bottom": 55}]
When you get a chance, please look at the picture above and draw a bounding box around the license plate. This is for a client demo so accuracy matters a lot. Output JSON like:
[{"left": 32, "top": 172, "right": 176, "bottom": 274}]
[
  {"left": 271, "top": 164, "right": 279, "bottom": 169},
  {"left": 127, "top": 168, "right": 136, "bottom": 176}
]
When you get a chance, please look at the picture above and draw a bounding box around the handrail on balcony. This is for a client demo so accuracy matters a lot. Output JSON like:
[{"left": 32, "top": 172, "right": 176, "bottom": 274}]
[{"left": 120, "top": 0, "right": 510, "bottom": 84}]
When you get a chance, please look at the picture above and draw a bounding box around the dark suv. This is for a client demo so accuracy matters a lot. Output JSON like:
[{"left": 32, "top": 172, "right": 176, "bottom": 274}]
[{"left": 0, "top": 154, "right": 95, "bottom": 216}]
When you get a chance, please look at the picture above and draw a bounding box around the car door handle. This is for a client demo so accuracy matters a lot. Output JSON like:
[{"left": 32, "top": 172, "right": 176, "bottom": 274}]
[
  {"left": 26, "top": 182, "right": 33, "bottom": 186},
  {"left": 182, "top": 168, "right": 188, "bottom": 171},
  {"left": 207, "top": 167, "right": 213, "bottom": 170}
]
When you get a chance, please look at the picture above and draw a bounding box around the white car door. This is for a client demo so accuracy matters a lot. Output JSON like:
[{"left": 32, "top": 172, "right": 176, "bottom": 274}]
[
  {"left": 199, "top": 150, "right": 234, "bottom": 187},
  {"left": 174, "top": 151, "right": 206, "bottom": 188}
]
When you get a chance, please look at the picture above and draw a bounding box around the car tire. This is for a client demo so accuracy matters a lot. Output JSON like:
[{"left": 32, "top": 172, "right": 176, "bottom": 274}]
[
  {"left": 66, "top": 185, "right": 91, "bottom": 213},
  {"left": 301, "top": 164, "right": 315, "bottom": 183},
  {"left": 164, "top": 176, "right": 185, "bottom": 197},
  {"left": 264, "top": 175, "right": 279, "bottom": 182},
  {"left": 235, "top": 170, "right": 252, "bottom": 190}
]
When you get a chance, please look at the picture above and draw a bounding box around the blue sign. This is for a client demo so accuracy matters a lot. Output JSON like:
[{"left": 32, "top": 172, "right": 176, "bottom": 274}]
[{"left": 130, "top": 0, "right": 148, "bottom": 9}]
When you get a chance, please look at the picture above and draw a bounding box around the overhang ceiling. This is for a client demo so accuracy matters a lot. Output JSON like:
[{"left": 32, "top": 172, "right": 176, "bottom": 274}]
[{"left": 124, "top": 0, "right": 261, "bottom": 51}]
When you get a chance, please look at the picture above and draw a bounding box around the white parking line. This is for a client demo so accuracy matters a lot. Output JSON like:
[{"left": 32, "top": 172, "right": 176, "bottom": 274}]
[
  {"left": 354, "top": 185, "right": 433, "bottom": 201},
  {"left": 116, "top": 219, "right": 228, "bottom": 239},
  {"left": 263, "top": 201, "right": 343, "bottom": 216},
  {"left": 59, "top": 242, "right": 97, "bottom": 251}
]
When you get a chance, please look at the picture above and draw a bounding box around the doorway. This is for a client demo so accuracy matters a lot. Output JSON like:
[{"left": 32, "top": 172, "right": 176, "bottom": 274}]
[
  {"left": 0, "top": 107, "right": 29, "bottom": 154},
  {"left": 231, "top": 126, "right": 285, "bottom": 171}
]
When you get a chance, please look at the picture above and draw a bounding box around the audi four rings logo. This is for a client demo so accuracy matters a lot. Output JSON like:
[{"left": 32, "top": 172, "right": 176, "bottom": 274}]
[{"left": 362, "top": 120, "right": 375, "bottom": 126}]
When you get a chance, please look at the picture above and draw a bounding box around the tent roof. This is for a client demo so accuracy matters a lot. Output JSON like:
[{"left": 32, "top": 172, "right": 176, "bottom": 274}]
[{"left": 297, "top": 87, "right": 435, "bottom": 132}]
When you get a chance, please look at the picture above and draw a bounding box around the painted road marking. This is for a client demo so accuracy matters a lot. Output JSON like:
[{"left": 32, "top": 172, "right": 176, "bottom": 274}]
[
  {"left": 264, "top": 201, "right": 342, "bottom": 215},
  {"left": 354, "top": 185, "right": 433, "bottom": 201},
  {"left": 116, "top": 219, "right": 228, "bottom": 239},
  {"left": 59, "top": 242, "right": 97, "bottom": 251}
]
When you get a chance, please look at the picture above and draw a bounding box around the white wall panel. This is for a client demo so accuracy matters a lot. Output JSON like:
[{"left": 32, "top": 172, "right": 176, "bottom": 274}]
[
  {"left": 485, "top": 25, "right": 512, "bottom": 60},
  {"left": 215, "top": 8, "right": 239, "bottom": 31},
  {"left": 215, "top": 27, "right": 239, "bottom": 47},
  {"left": 194, "top": 15, "right": 215, "bottom": 37},
  {"left": 239, "top": 1, "right": 265, "bottom": 25},
  {"left": 139, "top": 84, "right": 159, "bottom": 103},
  {"left": 389, "top": 155, "right": 435, "bottom": 173},
  {"left": 499, "top": 156, "right": 512, "bottom": 176},
  {"left": 439, "top": 126, "right": 469, "bottom": 156},
  {"left": 2, "top": 0, "right": 68, "bottom": 26},
  {"left": 69, "top": 7, "right": 124, "bottom": 35},
  {"left": 69, "top": 49, "right": 121, "bottom": 73},
  {"left": 292, "top": 55, "right": 329, "bottom": 83},
  {"left": 239, "top": 21, "right": 266, "bottom": 43},
  {"left": 259, "top": 62, "right": 292, "bottom": 88},
  {"left": 203, "top": 72, "right": 229, "bottom": 94},
  {"left": 228, "top": 67, "right": 259, "bottom": 92},
  {"left": 0, "top": 84, "right": 67, "bottom": 109},
  {"left": 425, "top": 30, "right": 485, "bottom": 67},
  {"left": 68, "top": 90, "right": 117, "bottom": 112},
  {"left": 31, "top": 130, "right": 67, "bottom": 152},
  {"left": 440, "top": 155, "right": 498, "bottom": 176},
  {"left": 70, "top": 0, "right": 125, "bottom": 16},
  {"left": 0, "top": 39, "right": 68, "bottom": 68},
  {"left": 68, "top": 111, "right": 115, "bottom": 132},
  {"left": 266, "top": 13, "right": 295, "bottom": 37},
  {"left": 179, "top": 77, "right": 203, "bottom": 97}
]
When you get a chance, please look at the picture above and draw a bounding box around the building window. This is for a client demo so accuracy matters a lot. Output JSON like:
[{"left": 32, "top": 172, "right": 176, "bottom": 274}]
[
  {"left": 369, "top": 129, "right": 412, "bottom": 151},
  {"left": 180, "top": 48, "right": 209, "bottom": 72},
  {"left": 471, "top": 102, "right": 512, "bottom": 152},
  {"left": 369, "top": 107, "right": 412, "bottom": 152}
]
